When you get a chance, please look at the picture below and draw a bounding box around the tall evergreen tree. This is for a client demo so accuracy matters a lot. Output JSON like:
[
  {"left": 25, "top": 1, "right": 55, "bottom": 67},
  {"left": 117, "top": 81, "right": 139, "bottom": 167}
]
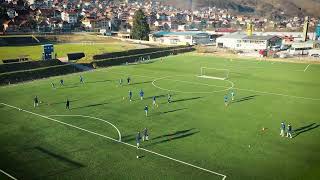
[{"left": 131, "top": 9, "right": 150, "bottom": 40}]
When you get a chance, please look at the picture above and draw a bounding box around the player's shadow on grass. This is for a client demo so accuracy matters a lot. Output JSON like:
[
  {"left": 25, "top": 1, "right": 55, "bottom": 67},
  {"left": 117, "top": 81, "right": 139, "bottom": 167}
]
[
  {"left": 121, "top": 134, "right": 137, "bottom": 142},
  {"left": 71, "top": 102, "right": 109, "bottom": 110},
  {"left": 50, "top": 99, "right": 80, "bottom": 106},
  {"left": 58, "top": 85, "right": 80, "bottom": 90},
  {"left": 144, "top": 129, "right": 199, "bottom": 147},
  {"left": 151, "top": 108, "right": 188, "bottom": 116},
  {"left": 85, "top": 80, "right": 111, "bottom": 84},
  {"left": 128, "top": 80, "right": 153, "bottom": 86},
  {"left": 35, "top": 146, "right": 85, "bottom": 167},
  {"left": 232, "top": 95, "right": 259, "bottom": 104},
  {"left": 33, "top": 146, "right": 85, "bottom": 179},
  {"left": 161, "top": 108, "right": 188, "bottom": 114},
  {"left": 293, "top": 123, "right": 319, "bottom": 138},
  {"left": 152, "top": 128, "right": 195, "bottom": 140},
  {"left": 171, "top": 96, "right": 202, "bottom": 103},
  {"left": 145, "top": 94, "right": 167, "bottom": 99}
]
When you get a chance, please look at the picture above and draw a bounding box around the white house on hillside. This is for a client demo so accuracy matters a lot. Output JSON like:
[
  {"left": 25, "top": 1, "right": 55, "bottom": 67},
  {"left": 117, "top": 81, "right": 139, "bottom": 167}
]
[{"left": 61, "top": 11, "right": 78, "bottom": 24}]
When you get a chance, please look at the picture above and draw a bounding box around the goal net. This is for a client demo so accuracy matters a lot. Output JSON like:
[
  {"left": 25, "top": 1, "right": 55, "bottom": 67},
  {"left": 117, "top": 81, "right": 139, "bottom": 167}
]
[{"left": 198, "top": 67, "right": 229, "bottom": 80}]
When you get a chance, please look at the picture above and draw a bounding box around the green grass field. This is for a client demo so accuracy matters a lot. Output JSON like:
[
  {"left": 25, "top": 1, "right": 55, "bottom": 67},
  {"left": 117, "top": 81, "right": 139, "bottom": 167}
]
[
  {"left": 0, "top": 54, "right": 319, "bottom": 180},
  {"left": 0, "top": 43, "right": 138, "bottom": 62}
]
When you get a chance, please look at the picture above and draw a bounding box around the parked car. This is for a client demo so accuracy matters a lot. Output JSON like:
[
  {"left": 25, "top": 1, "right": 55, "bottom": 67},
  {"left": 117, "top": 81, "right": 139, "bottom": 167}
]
[
  {"left": 271, "top": 45, "right": 281, "bottom": 51},
  {"left": 308, "top": 49, "right": 320, "bottom": 57}
]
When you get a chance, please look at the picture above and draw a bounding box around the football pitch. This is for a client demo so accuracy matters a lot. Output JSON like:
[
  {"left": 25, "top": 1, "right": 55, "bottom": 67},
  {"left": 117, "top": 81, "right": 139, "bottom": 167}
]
[
  {"left": 0, "top": 43, "right": 138, "bottom": 62},
  {"left": 0, "top": 54, "right": 319, "bottom": 180}
]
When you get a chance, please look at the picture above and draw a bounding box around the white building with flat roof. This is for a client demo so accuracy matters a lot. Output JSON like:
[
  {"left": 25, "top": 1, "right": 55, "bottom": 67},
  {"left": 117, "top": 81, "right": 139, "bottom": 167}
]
[
  {"left": 149, "top": 31, "right": 211, "bottom": 45},
  {"left": 216, "top": 32, "right": 247, "bottom": 49},
  {"left": 216, "top": 32, "right": 282, "bottom": 50}
]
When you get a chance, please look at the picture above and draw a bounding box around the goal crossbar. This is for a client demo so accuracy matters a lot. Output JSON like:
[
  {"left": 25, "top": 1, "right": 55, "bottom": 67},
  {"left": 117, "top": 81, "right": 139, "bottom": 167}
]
[
  {"left": 199, "top": 67, "right": 229, "bottom": 80},
  {"left": 197, "top": 75, "right": 227, "bottom": 80}
]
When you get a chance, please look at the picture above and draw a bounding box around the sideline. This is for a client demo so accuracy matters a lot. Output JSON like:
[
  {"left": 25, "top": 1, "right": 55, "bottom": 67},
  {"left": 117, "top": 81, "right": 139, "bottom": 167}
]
[
  {"left": 0, "top": 102, "right": 227, "bottom": 180},
  {"left": 0, "top": 169, "right": 18, "bottom": 180}
]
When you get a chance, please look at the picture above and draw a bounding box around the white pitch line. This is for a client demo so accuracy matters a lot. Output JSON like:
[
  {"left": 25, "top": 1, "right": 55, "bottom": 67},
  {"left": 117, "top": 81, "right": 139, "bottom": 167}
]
[
  {"left": 152, "top": 76, "right": 234, "bottom": 94},
  {"left": 48, "top": 115, "right": 121, "bottom": 141},
  {"left": 304, "top": 64, "right": 311, "bottom": 72},
  {"left": 233, "top": 87, "right": 320, "bottom": 101},
  {"left": 0, "top": 102, "right": 227, "bottom": 180},
  {"left": 0, "top": 169, "right": 18, "bottom": 180},
  {"left": 107, "top": 71, "right": 320, "bottom": 101},
  {"left": 114, "top": 70, "right": 320, "bottom": 101}
]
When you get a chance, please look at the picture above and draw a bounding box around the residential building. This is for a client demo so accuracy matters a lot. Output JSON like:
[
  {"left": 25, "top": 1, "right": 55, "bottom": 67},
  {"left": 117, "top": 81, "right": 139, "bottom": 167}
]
[
  {"left": 149, "top": 31, "right": 211, "bottom": 45},
  {"left": 61, "top": 11, "right": 78, "bottom": 24}
]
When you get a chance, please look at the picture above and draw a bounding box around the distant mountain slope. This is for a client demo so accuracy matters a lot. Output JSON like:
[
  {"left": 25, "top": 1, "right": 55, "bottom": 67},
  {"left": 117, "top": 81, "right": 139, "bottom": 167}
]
[{"left": 163, "top": 0, "right": 320, "bottom": 18}]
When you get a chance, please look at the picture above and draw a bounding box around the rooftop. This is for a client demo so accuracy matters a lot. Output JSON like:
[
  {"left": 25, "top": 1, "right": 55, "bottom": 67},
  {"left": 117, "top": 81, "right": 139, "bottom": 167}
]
[
  {"left": 218, "top": 32, "right": 281, "bottom": 41},
  {"left": 152, "top": 31, "right": 209, "bottom": 37},
  {"left": 242, "top": 35, "right": 280, "bottom": 41},
  {"left": 217, "top": 32, "right": 247, "bottom": 39}
]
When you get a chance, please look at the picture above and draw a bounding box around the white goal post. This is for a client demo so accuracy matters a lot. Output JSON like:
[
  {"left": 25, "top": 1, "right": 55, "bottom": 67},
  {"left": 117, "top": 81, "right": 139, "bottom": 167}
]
[{"left": 198, "top": 67, "right": 229, "bottom": 80}]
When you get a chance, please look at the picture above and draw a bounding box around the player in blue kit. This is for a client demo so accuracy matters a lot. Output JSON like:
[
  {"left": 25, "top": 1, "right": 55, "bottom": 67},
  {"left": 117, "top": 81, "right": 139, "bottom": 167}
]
[
  {"left": 152, "top": 96, "right": 158, "bottom": 107},
  {"left": 224, "top": 95, "right": 228, "bottom": 106},
  {"left": 140, "top": 89, "right": 144, "bottom": 100}
]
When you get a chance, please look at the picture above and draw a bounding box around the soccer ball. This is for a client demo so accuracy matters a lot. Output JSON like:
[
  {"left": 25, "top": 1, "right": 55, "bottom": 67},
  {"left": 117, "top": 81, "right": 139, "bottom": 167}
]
[{"left": 136, "top": 156, "right": 139, "bottom": 159}]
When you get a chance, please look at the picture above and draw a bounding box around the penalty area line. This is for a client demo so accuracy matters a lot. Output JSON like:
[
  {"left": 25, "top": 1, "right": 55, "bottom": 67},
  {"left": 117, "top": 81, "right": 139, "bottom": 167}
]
[
  {"left": 106, "top": 70, "right": 320, "bottom": 101},
  {"left": 0, "top": 169, "right": 18, "bottom": 180},
  {"left": 0, "top": 102, "right": 227, "bottom": 180},
  {"left": 48, "top": 114, "right": 122, "bottom": 142}
]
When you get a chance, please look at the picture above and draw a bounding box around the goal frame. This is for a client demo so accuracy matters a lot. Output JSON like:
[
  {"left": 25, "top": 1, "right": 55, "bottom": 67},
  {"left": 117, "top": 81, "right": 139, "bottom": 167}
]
[{"left": 198, "top": 67, "right": 229, "bottom": 80}]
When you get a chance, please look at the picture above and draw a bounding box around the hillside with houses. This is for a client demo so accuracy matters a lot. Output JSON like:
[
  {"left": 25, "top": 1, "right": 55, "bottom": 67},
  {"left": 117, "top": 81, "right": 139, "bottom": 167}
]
[{"left": 0, "top": 0, "right": 319, "bottom": 34}]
